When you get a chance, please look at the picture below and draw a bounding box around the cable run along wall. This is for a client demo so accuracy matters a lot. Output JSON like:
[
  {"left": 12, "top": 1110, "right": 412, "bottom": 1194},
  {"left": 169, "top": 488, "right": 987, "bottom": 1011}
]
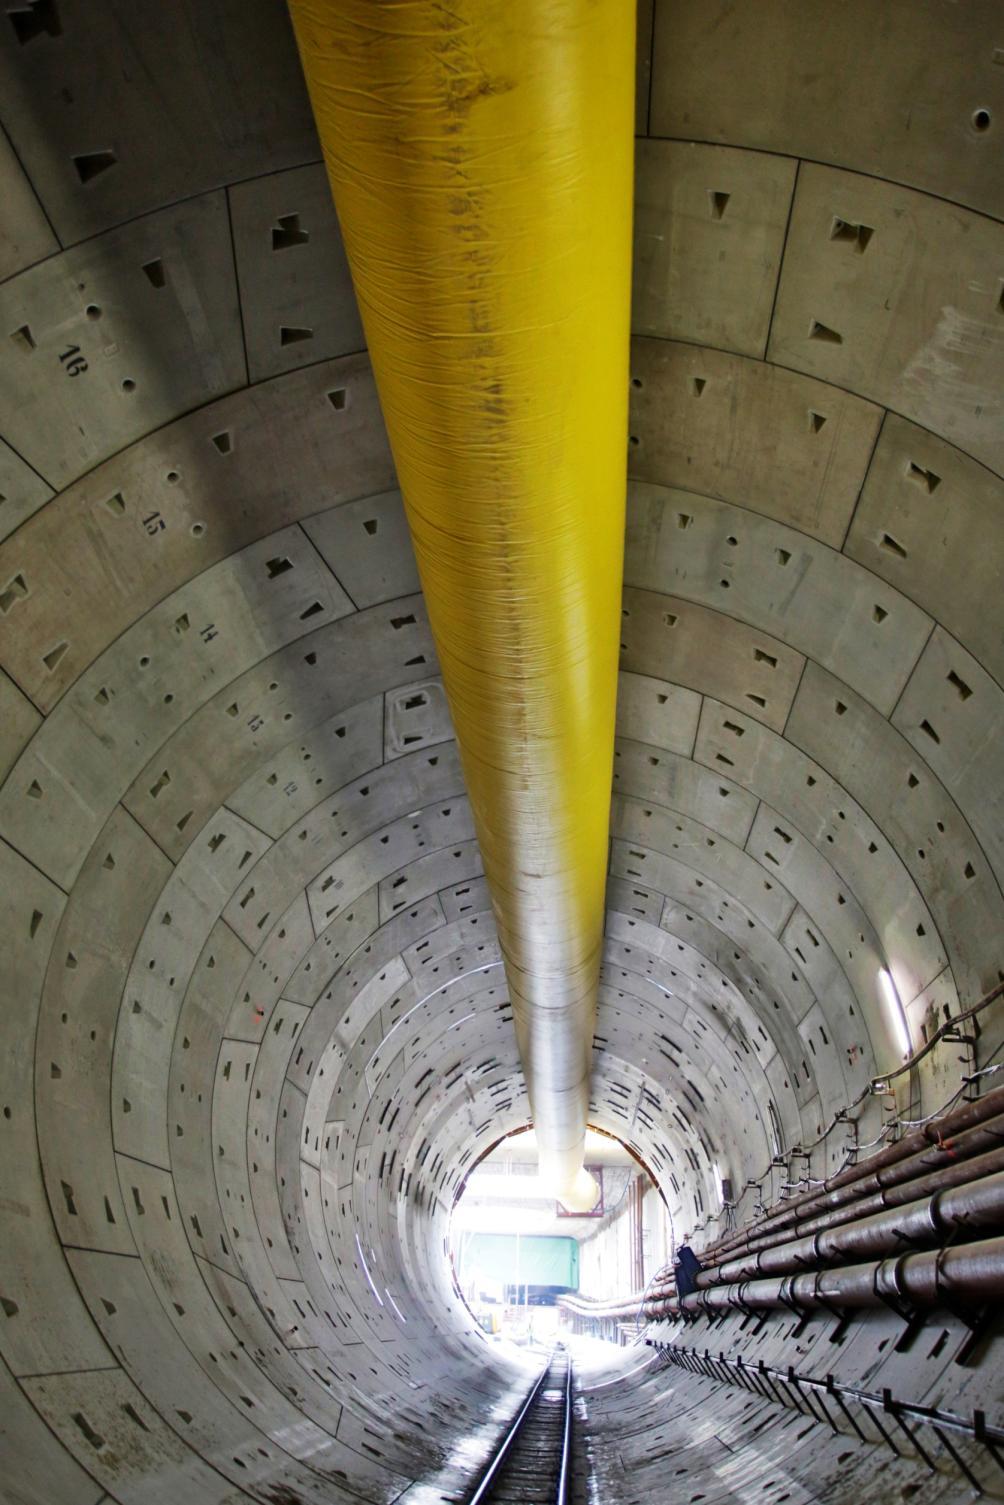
[{"left": 287, "top": 1, "right": 636, "bottom": 1208}]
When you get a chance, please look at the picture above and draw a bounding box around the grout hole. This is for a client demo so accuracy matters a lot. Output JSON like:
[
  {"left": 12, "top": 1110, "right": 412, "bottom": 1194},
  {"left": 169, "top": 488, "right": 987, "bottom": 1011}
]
[
  {"left": 72, "top": 1411, "right": 105, "bottom": 1450},
  {"left": 0, "top": 573, "right": 28, "bottom": 614},
  {"left": 73, "top": 149, "right": 117, "bottom": 184},
  {"left": 272, "top": 213, "right": 310, "bottom": 250},
  {"left": 829, "top": 217, "right": 873, "bottom": 253},
  {"left": 906, "top": 460, "right": 940, "bottom": 493},
  {"left": 808, "top": 319, "right": 842, "bottom": 344},
  {"left": 41, "top": 641, "right": 68, "bottom": 672},
  {"left": 9, "top": 0, "right": 61, "bottom": 43}
]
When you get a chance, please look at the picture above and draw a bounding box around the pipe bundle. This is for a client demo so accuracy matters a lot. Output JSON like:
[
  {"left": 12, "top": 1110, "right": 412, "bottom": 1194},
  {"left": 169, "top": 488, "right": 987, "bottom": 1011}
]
[{"left": 642, "top": 1088, "right": 1004, "bottom": 1321}]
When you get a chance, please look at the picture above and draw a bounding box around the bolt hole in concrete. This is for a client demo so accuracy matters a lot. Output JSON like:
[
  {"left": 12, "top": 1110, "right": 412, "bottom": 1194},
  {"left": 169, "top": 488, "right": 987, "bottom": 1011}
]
[
  {"left": 449, "top": 1125, "right": 667, "bottom": 1359},
  {"left": 971, "top": 106, "right": 992, "bottom": 131}
]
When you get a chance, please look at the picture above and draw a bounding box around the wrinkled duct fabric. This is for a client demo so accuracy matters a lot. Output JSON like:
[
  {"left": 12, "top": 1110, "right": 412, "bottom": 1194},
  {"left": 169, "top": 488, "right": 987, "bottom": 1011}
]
[{"left": 287, "top": 2, "right": 635, "bottom": 1208}]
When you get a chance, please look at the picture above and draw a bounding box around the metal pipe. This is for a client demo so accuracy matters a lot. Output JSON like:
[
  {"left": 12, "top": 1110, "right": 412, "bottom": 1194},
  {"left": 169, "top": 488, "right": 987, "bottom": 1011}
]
[
  {"left": 679, "top": 1234, "right": 1004, "bottom": 1316},
  {"left": 786, "top": 1139, "right": 1004, "bottom": 1237},
  {"left": 684, "top": 1139, "right": 1004, "bottom": 1280},
  {"left": 286, "top": 1, "right": 635, "bottom": 1211},
  {"left": 701, "top": 1169, "right": 1004, "bottom": 1284},
  {"left": 703, "top": 1086, "right": 1004, "bottom": 1264},
  {"left": 702, "top": 1110, "right": 1004, "bottom": 1272}
]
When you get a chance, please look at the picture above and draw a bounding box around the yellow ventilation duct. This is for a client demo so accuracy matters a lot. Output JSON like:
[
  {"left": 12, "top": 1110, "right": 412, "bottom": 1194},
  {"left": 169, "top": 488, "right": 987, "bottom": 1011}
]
[{"left": 288, "top": 1, "right": 634, "bottom": 1211}]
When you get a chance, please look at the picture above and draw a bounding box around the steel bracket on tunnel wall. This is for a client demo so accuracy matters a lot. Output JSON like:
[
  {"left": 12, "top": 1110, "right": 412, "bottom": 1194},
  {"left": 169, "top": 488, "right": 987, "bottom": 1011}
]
[
  {"left": 947, "top": 1299, "right": 995, "bottom": 1367},
  {"left": 775, "top": 1276, "right": 812, "bottom": 1340},
  {"left": 928, "top": 1239, "right": 999, "bottom": 1366},
  {"left": 871, "top": 1256, "right": 927, "bottom": 1353},
  {"left": 812, "top": 1290, "right": 852, "bottom": 1346},
  {"left": 738, "top": 1306, "right": 771, "bottom": 1339}
]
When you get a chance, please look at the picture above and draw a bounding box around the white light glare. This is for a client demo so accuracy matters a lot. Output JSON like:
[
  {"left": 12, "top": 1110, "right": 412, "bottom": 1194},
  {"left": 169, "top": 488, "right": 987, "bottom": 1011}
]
[
  {"left": 385, "top": 1288, "right": 407, "bottom": 1324},
  {"left": 878, "top": 968, "right": 910, "bottom": 1057},
  {"left": 354, "top": 1233, "right": 384, "bottom": 1306}
]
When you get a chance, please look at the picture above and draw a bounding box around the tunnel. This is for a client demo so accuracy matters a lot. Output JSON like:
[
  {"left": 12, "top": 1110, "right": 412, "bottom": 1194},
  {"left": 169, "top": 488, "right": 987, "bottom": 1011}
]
[{"left": 1, "top": 2, "right": 1003, "bottom": 1503}]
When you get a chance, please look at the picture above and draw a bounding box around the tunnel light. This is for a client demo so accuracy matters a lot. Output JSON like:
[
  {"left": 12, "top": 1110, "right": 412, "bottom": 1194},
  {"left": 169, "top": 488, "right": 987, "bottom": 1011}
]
[
  {"left": 354, "top": 1233, "right": 384, "bottom": 1306},
  {"left": 384, "top": 1288, "right": 408, "bottom": 1324},
  {"left": 878, "top": 968, "right": 911, "bottom": 1057}
]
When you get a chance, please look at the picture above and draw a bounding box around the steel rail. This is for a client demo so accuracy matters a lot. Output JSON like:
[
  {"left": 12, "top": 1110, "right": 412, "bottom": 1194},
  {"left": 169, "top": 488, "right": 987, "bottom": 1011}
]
[
  {"left": 468, "top": 1359, "right": 552, "bottom": 1505},
  {"left": 556, "top": 1354, "right": 573, "bottom": 1505},
  {"left": 468, "top": 1351, "right": 574, "bottom": 1505}
]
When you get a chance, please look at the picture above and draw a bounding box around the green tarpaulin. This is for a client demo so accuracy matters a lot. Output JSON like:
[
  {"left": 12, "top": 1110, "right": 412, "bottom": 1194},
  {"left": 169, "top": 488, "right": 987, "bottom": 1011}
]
[{"left": 463, "top": 1233, "right": 579, "bottom": 1289}]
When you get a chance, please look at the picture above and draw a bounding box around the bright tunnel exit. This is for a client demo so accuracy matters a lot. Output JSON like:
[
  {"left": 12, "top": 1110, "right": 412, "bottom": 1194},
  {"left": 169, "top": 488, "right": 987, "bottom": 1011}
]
[{"left": 449, "top": 1127, "right": 673, "bottom": 1350}]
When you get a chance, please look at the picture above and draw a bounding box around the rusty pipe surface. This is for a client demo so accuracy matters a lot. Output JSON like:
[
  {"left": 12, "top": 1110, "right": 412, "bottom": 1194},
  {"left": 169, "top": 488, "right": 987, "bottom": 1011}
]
[
  {"left": 698, "top": 1168, "right": 1004, "bottom": 1285},
  {"left": 646, "top": 1096, "right": 1004, "bottom": 1304},
  {"left": 745, "top": 1127, "right": 1004, "bottom": 1246},
  {"left": 679, "top": 1234, "right": 1004, "bottom": 1315},
  {"left": 287, "top": 2, "right": 635, "bottom": 1212},
  {"left": 701, "top": 1085, "right": 1004, "bottom": 1264},
  {"left": 713, "top": 1119, "right": 1004, "bottom": 1270},
  {"left": 688, "top": 1127, "right": 1004, "bottom": 1275}
]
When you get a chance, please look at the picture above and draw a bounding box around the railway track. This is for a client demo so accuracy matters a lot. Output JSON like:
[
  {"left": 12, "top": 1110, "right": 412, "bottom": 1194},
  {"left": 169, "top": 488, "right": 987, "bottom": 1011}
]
[{"left": 469, "top": 1348, "right": 573, "bottom": 1504}]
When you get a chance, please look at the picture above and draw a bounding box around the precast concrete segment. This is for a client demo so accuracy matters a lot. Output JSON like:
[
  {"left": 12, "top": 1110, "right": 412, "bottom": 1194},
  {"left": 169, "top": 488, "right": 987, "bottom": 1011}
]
[{"left": 287, "top": 0, "right": 635, "bottom": 1207}]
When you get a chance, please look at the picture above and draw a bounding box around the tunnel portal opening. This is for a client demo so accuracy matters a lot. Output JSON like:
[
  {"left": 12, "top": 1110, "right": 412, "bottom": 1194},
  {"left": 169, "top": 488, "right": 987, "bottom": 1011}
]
[{"left": 449, "top": 1125, "right": 671, "bottom": 1354}]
